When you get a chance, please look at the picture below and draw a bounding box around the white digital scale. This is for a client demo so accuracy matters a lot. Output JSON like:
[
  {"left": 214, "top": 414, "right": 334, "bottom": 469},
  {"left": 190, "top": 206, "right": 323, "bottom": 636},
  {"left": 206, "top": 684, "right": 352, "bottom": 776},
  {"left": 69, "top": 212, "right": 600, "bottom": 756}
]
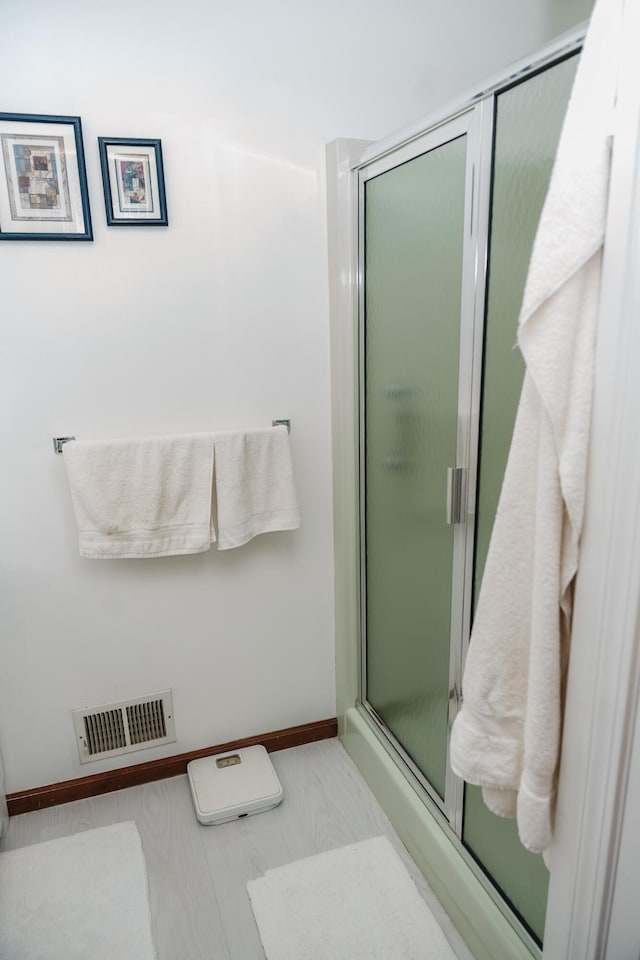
[{"left": 187, "top": 744, "right": 284, "bottom": 825}]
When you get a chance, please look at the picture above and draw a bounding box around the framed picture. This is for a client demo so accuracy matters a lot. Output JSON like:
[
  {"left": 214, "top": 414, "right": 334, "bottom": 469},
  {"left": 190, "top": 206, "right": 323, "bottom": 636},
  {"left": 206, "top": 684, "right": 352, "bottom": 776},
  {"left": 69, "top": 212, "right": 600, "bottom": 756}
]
[
  {"left": 98, "top": 138, "right": 168, "bottom": 226},
  {"left": 0, "top": 113, "right": 92, "bottom": 241}
]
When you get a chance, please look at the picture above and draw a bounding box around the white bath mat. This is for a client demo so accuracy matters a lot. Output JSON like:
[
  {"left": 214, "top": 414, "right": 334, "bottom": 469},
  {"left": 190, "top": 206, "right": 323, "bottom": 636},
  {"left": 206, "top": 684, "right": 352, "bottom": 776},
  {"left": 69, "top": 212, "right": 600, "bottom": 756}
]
[
  {"left": 247, "top": 835, "right": 457, "bottom": 960},
  {"left": 0, "top": 821, "right": 156, "bottom": 960}
]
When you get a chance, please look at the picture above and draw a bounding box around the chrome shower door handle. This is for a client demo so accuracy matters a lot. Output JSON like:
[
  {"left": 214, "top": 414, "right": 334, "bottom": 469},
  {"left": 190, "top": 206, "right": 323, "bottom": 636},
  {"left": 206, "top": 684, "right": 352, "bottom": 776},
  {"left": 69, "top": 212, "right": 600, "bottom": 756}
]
[{"left": 446, "top": 466, "right": 467, "bottom": 525}]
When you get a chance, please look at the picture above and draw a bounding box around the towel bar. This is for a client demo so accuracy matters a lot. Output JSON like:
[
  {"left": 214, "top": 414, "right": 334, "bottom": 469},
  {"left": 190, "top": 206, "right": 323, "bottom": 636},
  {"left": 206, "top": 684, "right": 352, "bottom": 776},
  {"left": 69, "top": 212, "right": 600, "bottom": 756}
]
[{"left": 53, "top": 421, "right": 291, "bottom": 453}]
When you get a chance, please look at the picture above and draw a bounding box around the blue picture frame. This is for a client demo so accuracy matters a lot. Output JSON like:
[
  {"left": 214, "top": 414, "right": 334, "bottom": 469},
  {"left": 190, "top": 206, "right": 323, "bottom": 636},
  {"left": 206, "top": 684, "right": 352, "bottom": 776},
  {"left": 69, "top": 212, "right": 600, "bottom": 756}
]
[
  {"left": 98, "top": 137, "right": 168, "bottom": 226},
  {"left": 0, "top": 112, "right": 92, "bottom": 241}
]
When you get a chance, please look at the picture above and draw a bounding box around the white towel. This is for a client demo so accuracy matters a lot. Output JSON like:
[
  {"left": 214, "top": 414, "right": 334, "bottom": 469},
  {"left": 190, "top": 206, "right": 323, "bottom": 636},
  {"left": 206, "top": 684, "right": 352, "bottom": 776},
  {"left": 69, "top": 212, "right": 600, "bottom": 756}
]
[
  {"left": 213, "top": 425, "right": 300, "bottom": 550},
  {"left": 449, "top": 0, "right": 620, "bottom": 864},
  {"left": 63, "top": 434, "right": 215, "bottom": 558}
]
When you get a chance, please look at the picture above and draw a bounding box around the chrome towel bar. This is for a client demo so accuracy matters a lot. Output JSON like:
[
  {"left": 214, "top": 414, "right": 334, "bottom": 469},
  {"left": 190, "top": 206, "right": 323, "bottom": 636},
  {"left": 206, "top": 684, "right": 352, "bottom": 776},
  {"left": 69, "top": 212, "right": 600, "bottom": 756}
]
[{"left": 53, "top": 420, "right": 291, "bottom": 453}]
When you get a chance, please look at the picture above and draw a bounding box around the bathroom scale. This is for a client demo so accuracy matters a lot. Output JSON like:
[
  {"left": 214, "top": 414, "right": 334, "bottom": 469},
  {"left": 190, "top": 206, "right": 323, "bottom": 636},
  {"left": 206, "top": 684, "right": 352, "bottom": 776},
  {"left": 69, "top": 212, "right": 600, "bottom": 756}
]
[{"left": 187, "top": 744, "right": 284, "bottom": 825}]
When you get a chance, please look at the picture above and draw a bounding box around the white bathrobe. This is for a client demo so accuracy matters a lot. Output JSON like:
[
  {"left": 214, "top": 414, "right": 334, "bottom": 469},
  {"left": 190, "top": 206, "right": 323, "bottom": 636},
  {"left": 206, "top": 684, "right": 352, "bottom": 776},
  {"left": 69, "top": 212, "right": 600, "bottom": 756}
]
[{"left": 449, "top": 0, "right": 621, "bottom": 863}]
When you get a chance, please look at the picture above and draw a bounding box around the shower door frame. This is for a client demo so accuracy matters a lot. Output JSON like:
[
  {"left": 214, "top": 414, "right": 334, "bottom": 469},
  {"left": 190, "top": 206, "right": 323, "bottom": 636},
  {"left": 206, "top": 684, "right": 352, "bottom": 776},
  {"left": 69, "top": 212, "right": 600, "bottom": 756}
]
[
  {"left": 349, "top": 25, "right": 586, "bottom": 951},
  {"left": 356, "top": 103, "right": 493, "bottom": 832}
]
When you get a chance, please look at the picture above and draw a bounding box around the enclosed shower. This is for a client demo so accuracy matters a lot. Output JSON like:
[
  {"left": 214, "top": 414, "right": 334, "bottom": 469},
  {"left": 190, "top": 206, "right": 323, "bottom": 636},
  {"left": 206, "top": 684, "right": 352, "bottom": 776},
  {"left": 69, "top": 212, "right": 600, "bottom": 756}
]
[{"left": 330, "top": 27, "right": 583, "bottom": 957}]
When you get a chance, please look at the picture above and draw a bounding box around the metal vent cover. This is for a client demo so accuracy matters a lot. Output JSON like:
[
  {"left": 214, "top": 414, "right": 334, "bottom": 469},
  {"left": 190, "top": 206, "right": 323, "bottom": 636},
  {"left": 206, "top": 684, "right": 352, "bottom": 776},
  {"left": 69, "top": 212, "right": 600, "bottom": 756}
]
[{"left": 72, "top": 690, "right": 176, "bottom": 763}]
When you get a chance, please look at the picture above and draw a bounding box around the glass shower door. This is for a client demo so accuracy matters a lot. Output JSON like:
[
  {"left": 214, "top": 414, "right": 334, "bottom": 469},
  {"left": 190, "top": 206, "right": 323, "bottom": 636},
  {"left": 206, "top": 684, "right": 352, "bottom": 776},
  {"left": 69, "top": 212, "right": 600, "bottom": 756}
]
[
  {"left": 357, "top": 48, "right": 580, "bottom": 947},
  {"left": 361, "top": 114, "right": 477, "bottom": 810},
  {"left": 464, "top": 52, "right": 580, "bottom": 944}
]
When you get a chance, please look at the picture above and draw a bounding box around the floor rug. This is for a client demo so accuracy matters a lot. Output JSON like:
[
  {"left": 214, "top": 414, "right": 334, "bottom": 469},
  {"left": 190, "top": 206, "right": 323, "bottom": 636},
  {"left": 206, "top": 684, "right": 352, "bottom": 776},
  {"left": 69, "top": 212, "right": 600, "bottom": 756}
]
[
  {"left": 0, "top": 821, "right": 156, "bottom": 960},
  {"left": 247, "top": 835, "right": 458, "bottom": 960}
]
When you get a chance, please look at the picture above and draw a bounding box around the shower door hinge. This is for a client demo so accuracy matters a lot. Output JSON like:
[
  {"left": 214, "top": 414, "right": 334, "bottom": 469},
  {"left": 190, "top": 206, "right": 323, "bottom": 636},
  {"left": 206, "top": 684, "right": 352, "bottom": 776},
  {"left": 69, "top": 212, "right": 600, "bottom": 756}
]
[{"left": 446, "top": 467, "right": 467, "bottom": 525}]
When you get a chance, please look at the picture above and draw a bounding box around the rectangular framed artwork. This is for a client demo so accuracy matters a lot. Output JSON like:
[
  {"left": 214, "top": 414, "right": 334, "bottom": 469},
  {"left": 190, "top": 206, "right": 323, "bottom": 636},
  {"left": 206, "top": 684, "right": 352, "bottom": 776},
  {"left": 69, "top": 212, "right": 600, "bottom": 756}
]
[
  {"left": 0, "top": 113, "right": 92, "bottom": 240},
  {"left": 98, "top": 137, "right": 168, "bottom": 226}
]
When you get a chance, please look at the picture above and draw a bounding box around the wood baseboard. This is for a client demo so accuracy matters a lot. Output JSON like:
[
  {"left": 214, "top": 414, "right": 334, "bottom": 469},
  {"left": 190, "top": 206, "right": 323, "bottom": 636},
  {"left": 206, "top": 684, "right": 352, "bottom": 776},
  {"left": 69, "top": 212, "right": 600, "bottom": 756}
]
[{"left": 6, "top": 717, "right": 337, "bottom": 816}]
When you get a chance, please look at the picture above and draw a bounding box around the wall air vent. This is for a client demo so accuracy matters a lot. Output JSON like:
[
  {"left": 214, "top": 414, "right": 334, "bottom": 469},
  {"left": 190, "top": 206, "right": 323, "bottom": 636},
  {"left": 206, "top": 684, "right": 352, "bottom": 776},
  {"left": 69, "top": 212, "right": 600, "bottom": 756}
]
[{"left": 72, "top": 690, "right": 176, "bottom": 764}]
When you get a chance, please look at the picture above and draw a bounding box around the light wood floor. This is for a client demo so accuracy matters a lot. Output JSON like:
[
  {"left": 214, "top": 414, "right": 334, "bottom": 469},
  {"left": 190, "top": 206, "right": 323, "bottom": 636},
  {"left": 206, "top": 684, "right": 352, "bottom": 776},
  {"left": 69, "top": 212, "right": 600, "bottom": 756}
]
[{"left": 0, "top": 738, "right": 474, "bottom": 960}]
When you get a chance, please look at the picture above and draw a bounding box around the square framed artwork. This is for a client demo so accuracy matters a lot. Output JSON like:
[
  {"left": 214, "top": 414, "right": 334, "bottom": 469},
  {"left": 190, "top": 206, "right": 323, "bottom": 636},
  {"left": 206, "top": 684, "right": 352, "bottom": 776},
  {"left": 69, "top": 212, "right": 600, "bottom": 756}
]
[
  {"left": 0, "top": 113, "right": 92, "bottom": 240},
  {"left": 98, "top": 138, "right": 168, "bottom": 226}
]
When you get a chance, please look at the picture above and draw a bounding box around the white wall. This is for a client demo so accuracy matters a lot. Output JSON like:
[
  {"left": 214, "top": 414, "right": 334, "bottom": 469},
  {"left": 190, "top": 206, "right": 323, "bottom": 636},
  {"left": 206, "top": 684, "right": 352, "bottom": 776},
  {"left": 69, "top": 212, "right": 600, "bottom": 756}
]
[{"left": 0, "top": 0, "right": 593, "bottom": 793}]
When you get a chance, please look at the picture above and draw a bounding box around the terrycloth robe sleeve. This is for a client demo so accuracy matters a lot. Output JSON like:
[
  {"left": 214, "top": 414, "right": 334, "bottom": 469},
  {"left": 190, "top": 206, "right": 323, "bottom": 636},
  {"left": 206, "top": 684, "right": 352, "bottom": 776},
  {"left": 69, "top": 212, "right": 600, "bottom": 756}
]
[
  {"left": 450, "top": 258, "right": 601, "bottom": 857},
  {"left": 449, "top": 0, "right": 620, "bottom": 863}
]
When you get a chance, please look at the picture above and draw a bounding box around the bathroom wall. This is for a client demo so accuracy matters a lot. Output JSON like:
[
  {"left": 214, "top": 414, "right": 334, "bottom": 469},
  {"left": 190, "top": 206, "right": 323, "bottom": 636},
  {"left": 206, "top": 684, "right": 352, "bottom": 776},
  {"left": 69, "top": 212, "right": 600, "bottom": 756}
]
[{"left": 0, "top": 0, "right": 593, "bottom": 793}]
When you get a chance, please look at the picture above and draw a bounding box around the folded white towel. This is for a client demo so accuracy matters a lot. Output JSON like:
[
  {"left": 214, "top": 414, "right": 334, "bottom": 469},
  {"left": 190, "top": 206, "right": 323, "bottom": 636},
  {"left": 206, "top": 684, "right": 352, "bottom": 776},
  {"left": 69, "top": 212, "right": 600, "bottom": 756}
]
[
  {"left": 213, "top": 426, "right": 300, "bottom": 550},
  {"left": 63, "top": 435, "right": 215, "bottom": 558}
]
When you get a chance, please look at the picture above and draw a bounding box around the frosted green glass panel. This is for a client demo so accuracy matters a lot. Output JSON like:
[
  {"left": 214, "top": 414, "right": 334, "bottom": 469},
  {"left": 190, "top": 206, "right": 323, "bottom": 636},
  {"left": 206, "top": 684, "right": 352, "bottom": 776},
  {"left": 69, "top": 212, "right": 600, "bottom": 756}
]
[
  {"left": 464, "top": 54, "right": 579, "bottom": 943},
  {"left": 364, "top": 136, "right": 466, "bottom": 800}
]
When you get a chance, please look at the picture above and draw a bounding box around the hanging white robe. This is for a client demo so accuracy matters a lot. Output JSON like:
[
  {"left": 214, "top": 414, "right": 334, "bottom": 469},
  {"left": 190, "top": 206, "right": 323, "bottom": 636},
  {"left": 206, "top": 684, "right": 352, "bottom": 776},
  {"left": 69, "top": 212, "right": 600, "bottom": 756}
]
[{"left": 449, "top": 0, "right": 621, "bottom": 863}]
